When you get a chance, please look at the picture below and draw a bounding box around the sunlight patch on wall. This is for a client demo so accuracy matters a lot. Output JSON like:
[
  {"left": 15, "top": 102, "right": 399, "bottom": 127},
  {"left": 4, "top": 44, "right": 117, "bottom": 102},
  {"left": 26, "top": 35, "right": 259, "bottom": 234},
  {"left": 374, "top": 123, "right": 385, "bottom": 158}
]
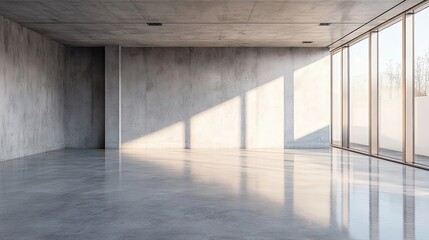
[
  {"left": 191, "top": 96, "right": 241, "bottom": 148},
  {"left": 294, "top": 56, "right": 330, "bottom": 141},
  {"left": 246, "top": 76, "right": 284, "bottom": 148},
  {"left": 121, "top": 121, "right": 185, "bottom": 149}
]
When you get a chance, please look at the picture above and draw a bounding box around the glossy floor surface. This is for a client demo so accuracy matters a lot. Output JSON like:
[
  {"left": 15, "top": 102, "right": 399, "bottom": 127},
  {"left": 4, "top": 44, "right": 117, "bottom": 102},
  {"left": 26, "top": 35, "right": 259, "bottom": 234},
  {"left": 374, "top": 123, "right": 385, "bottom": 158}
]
[{"left": 1, "top": 148, "right": 429, "bottom": 240}]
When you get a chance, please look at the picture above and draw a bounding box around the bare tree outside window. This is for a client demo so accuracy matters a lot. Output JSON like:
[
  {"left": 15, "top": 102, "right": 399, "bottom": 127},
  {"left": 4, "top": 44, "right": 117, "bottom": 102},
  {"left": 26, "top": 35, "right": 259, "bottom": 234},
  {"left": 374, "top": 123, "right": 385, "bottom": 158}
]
[
  {"left": 414, "top": 6, "right": 429, "bottom": 164},
  {"left": 415, "top": 46, "right": 429, "bottom": 97},
  {"left": 378, "top": 20, "right": 403, "bottom": 159},
  {"left": 383, "top": 59, "right": 402, "bottom": 98}
]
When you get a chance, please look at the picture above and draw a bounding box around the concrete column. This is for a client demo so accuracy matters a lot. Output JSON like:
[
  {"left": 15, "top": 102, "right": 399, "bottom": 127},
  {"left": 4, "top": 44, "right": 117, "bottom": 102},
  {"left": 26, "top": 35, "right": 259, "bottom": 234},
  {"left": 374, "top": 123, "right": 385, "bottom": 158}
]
[{"left": 105, "top": 46, "right": 121, "bottom": 149}]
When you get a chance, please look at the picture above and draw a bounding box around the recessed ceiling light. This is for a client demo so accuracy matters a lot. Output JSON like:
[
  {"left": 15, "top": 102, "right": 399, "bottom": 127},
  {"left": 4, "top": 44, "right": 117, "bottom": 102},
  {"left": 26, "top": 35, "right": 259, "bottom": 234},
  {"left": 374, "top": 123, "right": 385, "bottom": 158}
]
[
  {"left": 302, "top": 41, "right": 313, "bottom": 44},
  {"left": 147, "top": 22, "right": 163, "bottom": 26},
  {"left": 319, "top": 23, "right": 331, "bottom": 26}
]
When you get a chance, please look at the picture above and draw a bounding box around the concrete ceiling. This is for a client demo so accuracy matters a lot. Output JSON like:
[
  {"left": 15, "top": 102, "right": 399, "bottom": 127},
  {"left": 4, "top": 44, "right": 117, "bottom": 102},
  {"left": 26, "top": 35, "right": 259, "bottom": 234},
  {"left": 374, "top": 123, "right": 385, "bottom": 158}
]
[{"left": 0, "top": 0, "right": 424, "bottom": 48}]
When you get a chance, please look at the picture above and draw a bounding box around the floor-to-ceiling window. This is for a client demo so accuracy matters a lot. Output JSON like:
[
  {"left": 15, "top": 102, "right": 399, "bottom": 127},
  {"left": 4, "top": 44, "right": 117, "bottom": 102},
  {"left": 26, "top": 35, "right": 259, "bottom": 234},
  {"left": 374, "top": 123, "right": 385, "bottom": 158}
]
[
  {"left": 349, "top": 38, "right": 370, "bottom": 152},
  {"left": 414, "top": 6, "right": 429, "bottom": 165},
  {"left": 378, "top": 20, "right": 403, "bottom": 160},
  {"left": 332, "top": 52, "right": 342, "bottom": 146},
  {"left": 331, "top": 2, "right": 429, "bottom": 168}
]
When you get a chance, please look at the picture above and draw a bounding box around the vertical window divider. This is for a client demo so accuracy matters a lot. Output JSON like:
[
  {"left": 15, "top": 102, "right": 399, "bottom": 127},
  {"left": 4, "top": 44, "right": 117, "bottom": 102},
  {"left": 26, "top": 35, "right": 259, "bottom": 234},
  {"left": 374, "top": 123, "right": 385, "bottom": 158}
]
[
  {"left": 404, "top": 13, "right": 415, "bottom": 164},
  {"left": 342, "top": 47, "right": 350, "bottom": 148},
  {"left": 331, "top": 50, "right": 343, "bottom": 147},
  {"left": 370, "top": 31, "right": 379, "bottom": 156},
  {"left": 331, "top": 53, "right": 335, "bottom": 146},
  {"left": 340, "top": 49, "right": 344, "bottom": 148}
]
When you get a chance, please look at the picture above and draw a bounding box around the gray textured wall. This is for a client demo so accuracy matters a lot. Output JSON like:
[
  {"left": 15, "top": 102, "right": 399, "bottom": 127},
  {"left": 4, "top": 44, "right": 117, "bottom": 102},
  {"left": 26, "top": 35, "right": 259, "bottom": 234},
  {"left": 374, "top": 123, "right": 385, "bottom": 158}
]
[
  {"left": 0, "top": 11, "right": 330, "bottom": 159},
  {"left": 0, "top": 16, "right": 65, "bottom": 160},
  {"left": 119, "top": 47, "right": 330, "bottom": 149},
  {"left": 65, "top": 47, "right": 105, "bottom": 148},
  {"left": 105, "top": 46, "right": 121, "bottom": 149}
]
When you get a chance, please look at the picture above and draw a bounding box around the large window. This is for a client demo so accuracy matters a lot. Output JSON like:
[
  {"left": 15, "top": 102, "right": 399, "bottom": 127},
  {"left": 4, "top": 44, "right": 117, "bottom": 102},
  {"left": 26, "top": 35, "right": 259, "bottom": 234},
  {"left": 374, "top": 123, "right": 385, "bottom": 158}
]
[
  {"left": 331, "top": 2, "right": 429, "bottom": 167},
  {"left": 349, "top": 38, "right": 369, "bottom": 151},
  {"left": 414, "top": 7, "right": 429, "bottom": 165},
  {"left": 332, "top": 52, "right": 342, "bottom": 146},
  {"left": 378, "top": 20, "right": 403, "bottom": 160}
]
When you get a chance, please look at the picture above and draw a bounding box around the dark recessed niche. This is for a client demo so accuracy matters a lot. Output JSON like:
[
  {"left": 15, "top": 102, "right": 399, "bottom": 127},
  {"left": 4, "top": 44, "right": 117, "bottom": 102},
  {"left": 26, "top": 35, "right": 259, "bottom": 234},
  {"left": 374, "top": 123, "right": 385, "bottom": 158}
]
[{"left": 147, "top": 23, "right": 163, "bottom": 26}]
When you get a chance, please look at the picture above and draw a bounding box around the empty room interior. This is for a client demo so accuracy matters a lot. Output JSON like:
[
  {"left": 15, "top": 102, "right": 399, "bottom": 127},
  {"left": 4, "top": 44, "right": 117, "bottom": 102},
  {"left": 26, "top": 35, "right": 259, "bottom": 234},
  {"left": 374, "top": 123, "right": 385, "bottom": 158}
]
[{"left": 2, "top": 0, "right": 429, "bottom": 239}]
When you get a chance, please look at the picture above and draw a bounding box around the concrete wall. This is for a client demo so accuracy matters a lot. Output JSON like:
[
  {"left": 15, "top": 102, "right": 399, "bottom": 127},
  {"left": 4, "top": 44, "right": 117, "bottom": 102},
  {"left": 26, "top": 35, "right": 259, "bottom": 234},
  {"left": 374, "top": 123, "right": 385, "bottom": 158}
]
[
  {"left": 105, "top": 46, "right": 121, "bottom": 149},
  {"left": 0, "top": 16, "right": 106, "bottom": 160},
  {"left": 0, "top": 12, "right": 330, "bottom": 159},
  {"left": 0, "top": 16, "right": 65, "bottom": 160},
  {"left": 65, "top": 47, "right": 105, "bottom": 148},
  {"left": 118, "top": 47, "right": 330, "bottom": 149}
]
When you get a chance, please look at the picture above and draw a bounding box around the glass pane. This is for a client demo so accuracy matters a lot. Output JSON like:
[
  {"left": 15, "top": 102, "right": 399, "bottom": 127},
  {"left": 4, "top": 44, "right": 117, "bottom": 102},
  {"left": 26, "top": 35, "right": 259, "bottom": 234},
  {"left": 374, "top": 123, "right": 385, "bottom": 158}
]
[
  {"left": 378, "top": 21, "right": 403, "bottom": 159},
  {"left": 414, "top": 7, "right": 429, "bottom": 165},
  {"left": 332, "top": 52, "right": 342, "bottom": 146},
  {"left": 349, "top": 38, "right": 370, "bottom": 151}
]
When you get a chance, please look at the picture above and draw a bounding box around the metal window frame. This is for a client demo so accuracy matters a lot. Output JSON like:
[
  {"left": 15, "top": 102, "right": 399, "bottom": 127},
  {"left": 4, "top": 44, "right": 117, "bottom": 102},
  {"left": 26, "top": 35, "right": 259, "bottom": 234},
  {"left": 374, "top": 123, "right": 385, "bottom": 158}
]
[
  {"left": 342, "top": 47, "right": 350, "bottom": 149},
  {"left": 330, "top": 1, "right": 429, "bottom": 170},
  {"left": 404, "top": 12, "right": 415, "bottom": 164},
  {"left": 331, "top": 50, "right": 343, "bottom": 147},
  {"left": 370, "top": 30, "right": 379, "bottom": 156}
]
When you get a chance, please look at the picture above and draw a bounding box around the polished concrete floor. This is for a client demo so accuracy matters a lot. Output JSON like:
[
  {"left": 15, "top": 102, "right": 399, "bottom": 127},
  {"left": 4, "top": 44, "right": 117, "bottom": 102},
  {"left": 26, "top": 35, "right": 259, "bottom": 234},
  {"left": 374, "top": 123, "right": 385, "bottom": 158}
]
[{"left": 1, "top": 148, "right": 429, "bottom": 240}]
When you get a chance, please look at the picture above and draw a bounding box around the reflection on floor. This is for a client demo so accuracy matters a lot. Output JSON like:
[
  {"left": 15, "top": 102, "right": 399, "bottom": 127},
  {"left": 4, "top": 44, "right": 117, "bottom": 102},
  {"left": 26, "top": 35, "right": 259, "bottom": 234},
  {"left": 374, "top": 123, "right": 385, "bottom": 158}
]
[{"left": 1, "top": 148, "right": 429, "bottom": 240}]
